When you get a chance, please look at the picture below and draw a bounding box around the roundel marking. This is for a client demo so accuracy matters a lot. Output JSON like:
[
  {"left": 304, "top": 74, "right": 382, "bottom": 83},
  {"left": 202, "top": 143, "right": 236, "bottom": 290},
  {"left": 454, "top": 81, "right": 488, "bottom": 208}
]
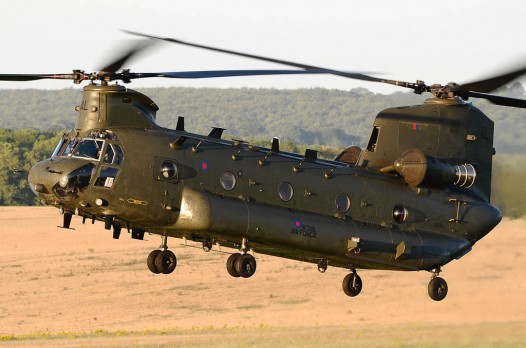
[
  {"left": 200, "top": 160, "right": 209, "bottom": 172},
  {"left": 294, "top": 219, "right": 302, "bottom": 228}
]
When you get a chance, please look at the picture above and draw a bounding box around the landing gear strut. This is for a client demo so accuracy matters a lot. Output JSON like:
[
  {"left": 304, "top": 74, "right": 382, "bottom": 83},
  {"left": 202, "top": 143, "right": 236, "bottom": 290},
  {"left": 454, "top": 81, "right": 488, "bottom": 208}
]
[
  {"left": 202, "top": 239, "right": 213, "bottom": 252},
  {"left": 428, "top": 267, "right": 448, "bottom": 301},
  {"left": 226, "top": 238, "right": 257, "bottom": 278},
  {"left": 342, "top": 269, "right": 362, "bottom": 297},
  {"left": 147, "top": 235, "right": 177, "bottom": 275},
  {"left": 317, "top": 259, "right": 328, "bottom": 273}
]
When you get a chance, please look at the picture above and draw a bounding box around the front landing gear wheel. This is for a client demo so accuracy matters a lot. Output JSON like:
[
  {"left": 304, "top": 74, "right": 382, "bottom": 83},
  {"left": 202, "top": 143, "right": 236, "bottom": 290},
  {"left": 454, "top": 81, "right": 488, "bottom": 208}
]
[
  {"left": 226, "top": 253, "right": 241, "bottom": 277},
  {"left": 155, "top": 250, "right": 177, "bottom": 274},
  {"left": 342, "top": 272, "right": 362, "bottom": 297},
  {"left": 147, "top": 250, "right": 161, "bottom": 274},
  {"left": 428, "top": 277, "right": 448, "bottom": 301},
  {"left": 235, "top": 253, "right": 257, "bottom": 278}
]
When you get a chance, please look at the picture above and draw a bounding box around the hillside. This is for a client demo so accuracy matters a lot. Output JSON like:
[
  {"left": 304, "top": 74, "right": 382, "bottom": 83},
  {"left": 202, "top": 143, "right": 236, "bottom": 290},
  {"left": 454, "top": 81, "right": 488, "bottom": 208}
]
[{"left": 0, "top": 85, "right": 525, "bottom": 152}]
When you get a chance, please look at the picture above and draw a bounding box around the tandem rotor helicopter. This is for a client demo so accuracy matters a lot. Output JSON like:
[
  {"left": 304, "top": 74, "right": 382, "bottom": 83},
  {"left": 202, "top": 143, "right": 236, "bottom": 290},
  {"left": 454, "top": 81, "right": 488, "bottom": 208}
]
[{"left": 4, "top": 32, "right": 526, "bottom": 301}]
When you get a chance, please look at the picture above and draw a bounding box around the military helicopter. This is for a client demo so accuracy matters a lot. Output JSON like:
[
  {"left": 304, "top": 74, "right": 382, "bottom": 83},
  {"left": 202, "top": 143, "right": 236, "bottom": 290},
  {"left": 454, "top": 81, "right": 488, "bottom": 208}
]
[{"left": 3, "top": 33, "right": 525, "bottom": 302}]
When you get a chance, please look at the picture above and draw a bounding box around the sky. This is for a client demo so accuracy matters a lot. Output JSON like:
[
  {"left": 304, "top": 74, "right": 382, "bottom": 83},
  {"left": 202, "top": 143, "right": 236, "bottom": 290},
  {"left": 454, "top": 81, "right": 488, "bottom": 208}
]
[{"left": 0, "top": 0, "right": 525, "bottom": 94}]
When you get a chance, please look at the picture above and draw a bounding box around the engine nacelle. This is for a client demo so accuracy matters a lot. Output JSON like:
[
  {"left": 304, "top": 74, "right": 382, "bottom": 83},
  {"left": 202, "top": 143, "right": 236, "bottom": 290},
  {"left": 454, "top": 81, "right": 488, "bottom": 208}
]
[{"left": 389, "top": 148, "right": 476, "bottom": 188}]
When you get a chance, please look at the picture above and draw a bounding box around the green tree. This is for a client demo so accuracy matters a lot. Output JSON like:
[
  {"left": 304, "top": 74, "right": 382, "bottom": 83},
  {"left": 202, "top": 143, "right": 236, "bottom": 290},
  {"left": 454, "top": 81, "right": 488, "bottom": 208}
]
[{"left": 0, "top": 129, "right": 62, "bottom": 205}]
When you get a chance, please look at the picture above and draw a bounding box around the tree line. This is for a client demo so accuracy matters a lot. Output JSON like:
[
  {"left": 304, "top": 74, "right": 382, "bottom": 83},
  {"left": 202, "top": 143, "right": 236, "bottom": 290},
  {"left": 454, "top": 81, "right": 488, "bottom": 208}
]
[
  {"left": 1, "top": 84, "right": 525, "bottom": 153},
  {"left": 0, "top": 129, "right": 62, "bottom": 205}
]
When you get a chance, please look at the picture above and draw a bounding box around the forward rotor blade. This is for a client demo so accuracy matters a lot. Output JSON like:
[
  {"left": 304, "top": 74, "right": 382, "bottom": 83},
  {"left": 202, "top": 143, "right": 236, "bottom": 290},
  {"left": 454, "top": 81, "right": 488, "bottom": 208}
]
[
  {"left": 129, "top": 69, "right": 326, "bottom": 79},
  {"left": 101, "top": 39, "right": 155, "bottom": 73},
  {"left": 466, "top": 91, "right": 526, "bottom": 108},
  {"left": 0, "top": 73, "right": 86, "bottom": 81},
  {"left": 124, "top": 30, "right": 422, "bottom": 91},
  {"left": 0, "top": 70, "right": 325, "bottom": 84}
]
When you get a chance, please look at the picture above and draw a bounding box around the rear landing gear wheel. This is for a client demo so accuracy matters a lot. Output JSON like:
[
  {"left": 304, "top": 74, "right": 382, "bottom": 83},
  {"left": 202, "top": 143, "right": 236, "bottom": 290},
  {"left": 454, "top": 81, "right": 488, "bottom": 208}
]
[
  {"left": 428, "top": 276, "right": 448, "bottom": 301},
  {"left": 226, "top": 253, "right": 241, "bottom": 277},
  {"left": 342, "top": 271, "right": 362, "bottom": 297},
  {"left": 235, "top": 253, "right": 257, "bottom": 278},
  {"left": 155, "top": 250, "right": 177, "bottom": 274},
  {"left": 147, "top": 249, "right": 161, "bottom": 274}
]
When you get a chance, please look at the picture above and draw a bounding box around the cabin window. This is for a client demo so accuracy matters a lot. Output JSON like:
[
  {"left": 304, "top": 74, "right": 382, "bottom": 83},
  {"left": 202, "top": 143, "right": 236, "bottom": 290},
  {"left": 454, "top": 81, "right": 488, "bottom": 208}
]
[
  {"left": 366, "top": 126, "right": 380, "bottom": 152},
  {"left": 161, "top": 161, "right": 179, "bottom": 180},
  {"left": 278, "top": 182, "right": 294, "bottom": 202},
  {"left": 153, "top": 157, "right": 178, "bottom": 183},
  {"left": 94, "top": 167, "right": 119, "bottom": 188},
  {"left": 220, "top": 171, "right": 236, "bottom": 191},
  {"left": 393, "top": 205, "right": 408, "bottom": 223},
  {"left": 335, "top": 193, "right": 351, "bottom": 213}
]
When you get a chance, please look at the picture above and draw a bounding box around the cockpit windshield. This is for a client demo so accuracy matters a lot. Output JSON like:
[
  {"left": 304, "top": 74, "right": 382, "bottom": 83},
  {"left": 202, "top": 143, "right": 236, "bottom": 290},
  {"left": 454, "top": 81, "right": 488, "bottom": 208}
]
[
  {"left": 73, "top": 139, "right": 104, "bottom": 160},
  {"left": 55, "top": 138, "right": 105, "bottom": 161}
]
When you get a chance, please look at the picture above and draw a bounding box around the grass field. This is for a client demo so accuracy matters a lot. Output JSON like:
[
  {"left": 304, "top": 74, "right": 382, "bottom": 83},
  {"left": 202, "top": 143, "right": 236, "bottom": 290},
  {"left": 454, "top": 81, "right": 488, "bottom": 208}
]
[
  {"left": 0, "top": 207, "right": 525, "bottom": 347},
  {"left": 3, "top": 322, "right": 526, "bottom": 347}
]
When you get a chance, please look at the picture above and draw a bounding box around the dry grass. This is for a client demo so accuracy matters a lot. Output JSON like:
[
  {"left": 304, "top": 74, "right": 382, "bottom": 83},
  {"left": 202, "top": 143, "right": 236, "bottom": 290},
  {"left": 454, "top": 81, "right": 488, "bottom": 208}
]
[{"left": 0, "top": 207, "right": 525, "bottom": 347}]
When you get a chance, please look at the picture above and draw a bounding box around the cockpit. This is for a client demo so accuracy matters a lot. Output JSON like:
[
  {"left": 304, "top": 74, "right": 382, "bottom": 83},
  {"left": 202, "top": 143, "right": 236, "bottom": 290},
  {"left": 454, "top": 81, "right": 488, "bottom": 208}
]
[
  {"left": 52, "top": 133, "right": 124, "bottom": 165},
  {"left": 44, "top": 131, "right": 126, "bottom": 199}
]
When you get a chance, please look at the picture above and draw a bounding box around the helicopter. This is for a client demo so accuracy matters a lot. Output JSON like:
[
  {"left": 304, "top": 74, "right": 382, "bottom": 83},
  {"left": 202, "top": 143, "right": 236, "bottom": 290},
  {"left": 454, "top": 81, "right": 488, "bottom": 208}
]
[{"left": 3, "top": 33, "right": 525, "bottom": 302}]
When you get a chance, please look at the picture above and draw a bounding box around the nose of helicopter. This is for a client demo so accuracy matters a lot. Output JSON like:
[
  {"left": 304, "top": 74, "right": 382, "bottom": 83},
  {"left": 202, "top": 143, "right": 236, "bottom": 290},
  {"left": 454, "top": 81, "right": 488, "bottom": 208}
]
[
  {"left": 28, "top": 158, "right": 95, "bottom": 202},
  {"left": 28, "top": 159, "right": 59, "bottom": 197}
]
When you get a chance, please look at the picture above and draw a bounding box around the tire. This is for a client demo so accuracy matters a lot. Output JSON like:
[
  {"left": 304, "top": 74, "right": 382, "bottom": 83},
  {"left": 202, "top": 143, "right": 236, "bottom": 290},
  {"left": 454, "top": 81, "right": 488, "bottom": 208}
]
[
  {"left": 342, "top": 273, "right": 362, "bottom": 297},
  {"left": 226, "top": 253, "right": 241, "bottom": 277},
  {"left": 147, "top": 249, "right": 161, "bottom": 274},
  {"left": 428, "top": 277, "right": 448, "bottom": 301},
  {"left": 234, "top": 253, "right": 257, "bottom": 278},
  {"left": 154, "top": 250, "right": 177, "bottom": 274}
]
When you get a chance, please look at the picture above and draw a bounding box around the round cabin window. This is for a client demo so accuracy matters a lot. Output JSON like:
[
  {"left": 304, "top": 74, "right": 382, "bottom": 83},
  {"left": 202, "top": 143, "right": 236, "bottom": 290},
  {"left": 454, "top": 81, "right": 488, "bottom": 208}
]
[
  {"left": 278, "top": 182, "right": 294, "bottom": 202},
  {"left": 393, "top": 205, "right": 409, "bottom": 223},
  {"left": 220, "top": 171, "right": 236, "bottom": 191},
  {"left": 335, "top": 193, "right": 351, "bottom": 213},
  {"left": 161, "top": 161, "right": 178, "bottom": 180}
]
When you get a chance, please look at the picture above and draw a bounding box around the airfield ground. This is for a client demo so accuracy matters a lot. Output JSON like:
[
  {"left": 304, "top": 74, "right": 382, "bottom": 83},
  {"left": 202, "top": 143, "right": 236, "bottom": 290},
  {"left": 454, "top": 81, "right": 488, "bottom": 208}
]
[{"left": 0, "top": 207, "right": 525, "bottom": 347}]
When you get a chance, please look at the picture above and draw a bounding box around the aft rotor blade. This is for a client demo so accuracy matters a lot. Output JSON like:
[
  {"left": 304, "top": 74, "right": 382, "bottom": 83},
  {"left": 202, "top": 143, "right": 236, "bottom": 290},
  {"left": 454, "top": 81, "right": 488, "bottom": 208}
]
[
  {"left": 129, "top": 69, "right": 326, "bottom": 79},
  {"left": 124, "top": 30, "right": 422, "bottom": 91},
  {"left": 455, "top": 64, "right": 526, "bottom": 93},
  {"left": 467, "top": 91, "right": 526, "bottom": 108}
]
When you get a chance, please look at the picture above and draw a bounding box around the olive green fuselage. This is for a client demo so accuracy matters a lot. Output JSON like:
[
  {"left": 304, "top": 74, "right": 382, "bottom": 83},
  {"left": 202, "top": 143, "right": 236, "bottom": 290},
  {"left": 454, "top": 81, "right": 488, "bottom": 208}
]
[{"left": 28, "top": 85, "right": 502, "bottom": 273}]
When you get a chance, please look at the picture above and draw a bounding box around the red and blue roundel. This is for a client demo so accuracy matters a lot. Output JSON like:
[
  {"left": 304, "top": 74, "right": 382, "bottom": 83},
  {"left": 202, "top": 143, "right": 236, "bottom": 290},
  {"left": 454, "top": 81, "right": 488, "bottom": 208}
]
[
  {"left": 199, "top": 160, "right": 209, "bottom": 172},
  {"left": 293, "top": 218, "right": 302, "bottom": 228}
]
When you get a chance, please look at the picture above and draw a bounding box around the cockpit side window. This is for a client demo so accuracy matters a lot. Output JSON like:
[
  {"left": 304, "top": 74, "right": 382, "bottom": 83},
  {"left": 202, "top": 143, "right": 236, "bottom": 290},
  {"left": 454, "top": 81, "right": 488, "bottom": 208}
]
[
  {"left": 113, "top": 144, "right": 125, "bottom": 165},
  {"left": 104, "top": 144, "right": 115, "bottom": 164},
  {"left": 94, "top": 167, "right": 119, "bottom": 188}
]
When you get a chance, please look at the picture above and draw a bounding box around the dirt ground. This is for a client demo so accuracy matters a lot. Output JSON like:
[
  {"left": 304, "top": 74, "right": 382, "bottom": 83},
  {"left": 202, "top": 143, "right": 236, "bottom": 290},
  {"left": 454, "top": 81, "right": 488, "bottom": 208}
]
[{"left": 0, "top": 207, "right": 525, "bottom": 347}]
